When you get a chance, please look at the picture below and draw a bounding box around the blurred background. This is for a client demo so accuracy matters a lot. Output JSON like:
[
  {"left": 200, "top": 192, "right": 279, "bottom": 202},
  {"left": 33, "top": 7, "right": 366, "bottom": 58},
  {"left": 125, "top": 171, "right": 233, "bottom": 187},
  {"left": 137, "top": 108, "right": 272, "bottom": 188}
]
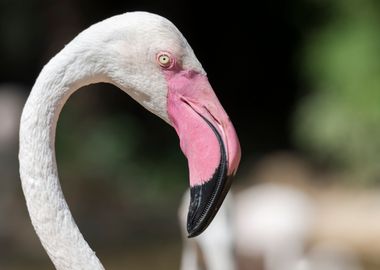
[{"left": 1, "top": 0, "right": 380, "bottom": 269}]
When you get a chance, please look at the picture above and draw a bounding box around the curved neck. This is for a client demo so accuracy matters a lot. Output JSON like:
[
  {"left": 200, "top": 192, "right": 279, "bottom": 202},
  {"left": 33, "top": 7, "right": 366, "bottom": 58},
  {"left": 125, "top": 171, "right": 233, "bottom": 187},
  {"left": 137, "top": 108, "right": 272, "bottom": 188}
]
[{"left": 19, "top": 43, "right": 106, "bottom": 270}]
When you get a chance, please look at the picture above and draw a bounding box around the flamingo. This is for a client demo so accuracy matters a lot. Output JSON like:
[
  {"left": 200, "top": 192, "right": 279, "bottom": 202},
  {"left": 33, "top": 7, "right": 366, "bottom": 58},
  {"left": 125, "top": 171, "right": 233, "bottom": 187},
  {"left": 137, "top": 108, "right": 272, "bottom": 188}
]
[{"left": 19, "top": 12, "right": 241, "bottom": 270}]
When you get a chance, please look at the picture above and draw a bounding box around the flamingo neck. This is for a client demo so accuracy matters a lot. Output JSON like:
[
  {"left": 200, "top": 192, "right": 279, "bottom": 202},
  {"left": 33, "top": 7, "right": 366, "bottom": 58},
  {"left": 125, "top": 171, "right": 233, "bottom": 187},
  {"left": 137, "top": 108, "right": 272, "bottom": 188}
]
[{"left": 19, "top": 41, "right": 106, "bottom": 270}]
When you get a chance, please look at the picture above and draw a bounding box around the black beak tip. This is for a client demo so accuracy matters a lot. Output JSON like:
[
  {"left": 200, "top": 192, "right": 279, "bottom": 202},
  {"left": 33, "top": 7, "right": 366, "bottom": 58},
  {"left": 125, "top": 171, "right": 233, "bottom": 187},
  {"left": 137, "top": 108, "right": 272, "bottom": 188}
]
[
  {"left": 187, "top": 227, "right": 199, "bottom": 238},
  {"left": 186, "top": 174, "right": 234, "bottom": 238},
  {"left": 185, "top": 109, "right": 235, "bottom": 238}
]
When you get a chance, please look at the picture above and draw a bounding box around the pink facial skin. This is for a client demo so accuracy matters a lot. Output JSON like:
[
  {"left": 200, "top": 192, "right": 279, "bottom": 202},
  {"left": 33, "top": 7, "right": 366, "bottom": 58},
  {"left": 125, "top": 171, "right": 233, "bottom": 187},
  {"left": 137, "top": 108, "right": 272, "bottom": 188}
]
[{"left": 162, "top": 55, "right": 241, "bottom": 187}]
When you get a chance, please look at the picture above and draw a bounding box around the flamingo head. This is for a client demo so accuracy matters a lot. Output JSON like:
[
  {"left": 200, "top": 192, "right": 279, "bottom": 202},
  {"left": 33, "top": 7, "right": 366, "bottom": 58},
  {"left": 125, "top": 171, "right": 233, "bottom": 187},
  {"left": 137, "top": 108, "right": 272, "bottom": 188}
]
[{"left": 103, "top": 12, "right": 241, "bottom": 237}]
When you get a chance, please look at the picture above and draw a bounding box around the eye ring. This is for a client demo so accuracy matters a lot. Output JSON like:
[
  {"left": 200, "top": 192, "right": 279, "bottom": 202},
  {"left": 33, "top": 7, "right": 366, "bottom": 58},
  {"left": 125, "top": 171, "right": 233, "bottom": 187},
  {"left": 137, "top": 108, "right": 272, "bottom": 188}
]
[{"left": 157, "top": 52, "right": 174, "bottom": 69}]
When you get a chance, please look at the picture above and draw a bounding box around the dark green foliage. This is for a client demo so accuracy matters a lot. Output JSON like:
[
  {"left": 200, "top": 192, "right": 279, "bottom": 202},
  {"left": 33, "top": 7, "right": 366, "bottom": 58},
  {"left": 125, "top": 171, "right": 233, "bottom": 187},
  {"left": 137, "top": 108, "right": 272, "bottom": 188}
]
[{"left": 294, "top": 0, "right": 380, "bottom": 183}]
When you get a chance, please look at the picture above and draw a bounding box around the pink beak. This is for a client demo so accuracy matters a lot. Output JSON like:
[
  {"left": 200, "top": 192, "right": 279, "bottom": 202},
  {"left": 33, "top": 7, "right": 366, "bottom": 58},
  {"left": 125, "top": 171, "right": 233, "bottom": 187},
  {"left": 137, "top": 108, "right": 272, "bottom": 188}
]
[{"left": 166, "top": 70, "right": 241, "bottom": 237}]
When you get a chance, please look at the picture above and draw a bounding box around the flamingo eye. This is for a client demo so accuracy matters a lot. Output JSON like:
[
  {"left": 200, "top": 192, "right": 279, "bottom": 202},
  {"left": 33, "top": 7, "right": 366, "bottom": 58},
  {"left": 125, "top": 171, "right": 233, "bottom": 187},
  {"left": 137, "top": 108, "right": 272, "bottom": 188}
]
[{"left": 157, "top": 52, "right": 173, "bottom": 68}]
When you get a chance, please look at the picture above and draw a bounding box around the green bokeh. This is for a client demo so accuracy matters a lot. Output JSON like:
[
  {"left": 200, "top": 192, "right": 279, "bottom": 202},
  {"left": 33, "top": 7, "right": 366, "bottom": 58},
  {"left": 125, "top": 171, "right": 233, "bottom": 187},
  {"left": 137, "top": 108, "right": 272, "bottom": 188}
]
[{"left": 294, "top": 0, "right": 380, "bottom": 183}]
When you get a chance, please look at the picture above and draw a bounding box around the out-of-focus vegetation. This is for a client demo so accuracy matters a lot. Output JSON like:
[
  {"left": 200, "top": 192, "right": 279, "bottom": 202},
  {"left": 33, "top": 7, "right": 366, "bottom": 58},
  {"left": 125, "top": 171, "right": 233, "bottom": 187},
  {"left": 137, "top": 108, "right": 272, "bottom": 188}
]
[
  {"left": 294, "top": 0, "right": 380, "bottom": 184},
  {"left": 56, "top": 85, "right": 188, "bottom": 205}
]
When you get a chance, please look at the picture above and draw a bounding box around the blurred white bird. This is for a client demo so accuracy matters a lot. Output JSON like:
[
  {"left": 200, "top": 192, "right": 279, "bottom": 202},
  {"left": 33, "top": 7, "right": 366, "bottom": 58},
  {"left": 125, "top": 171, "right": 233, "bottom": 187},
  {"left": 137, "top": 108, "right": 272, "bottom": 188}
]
[{"left": 179, "top": 183, "right": 315, "bottom": 270}]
